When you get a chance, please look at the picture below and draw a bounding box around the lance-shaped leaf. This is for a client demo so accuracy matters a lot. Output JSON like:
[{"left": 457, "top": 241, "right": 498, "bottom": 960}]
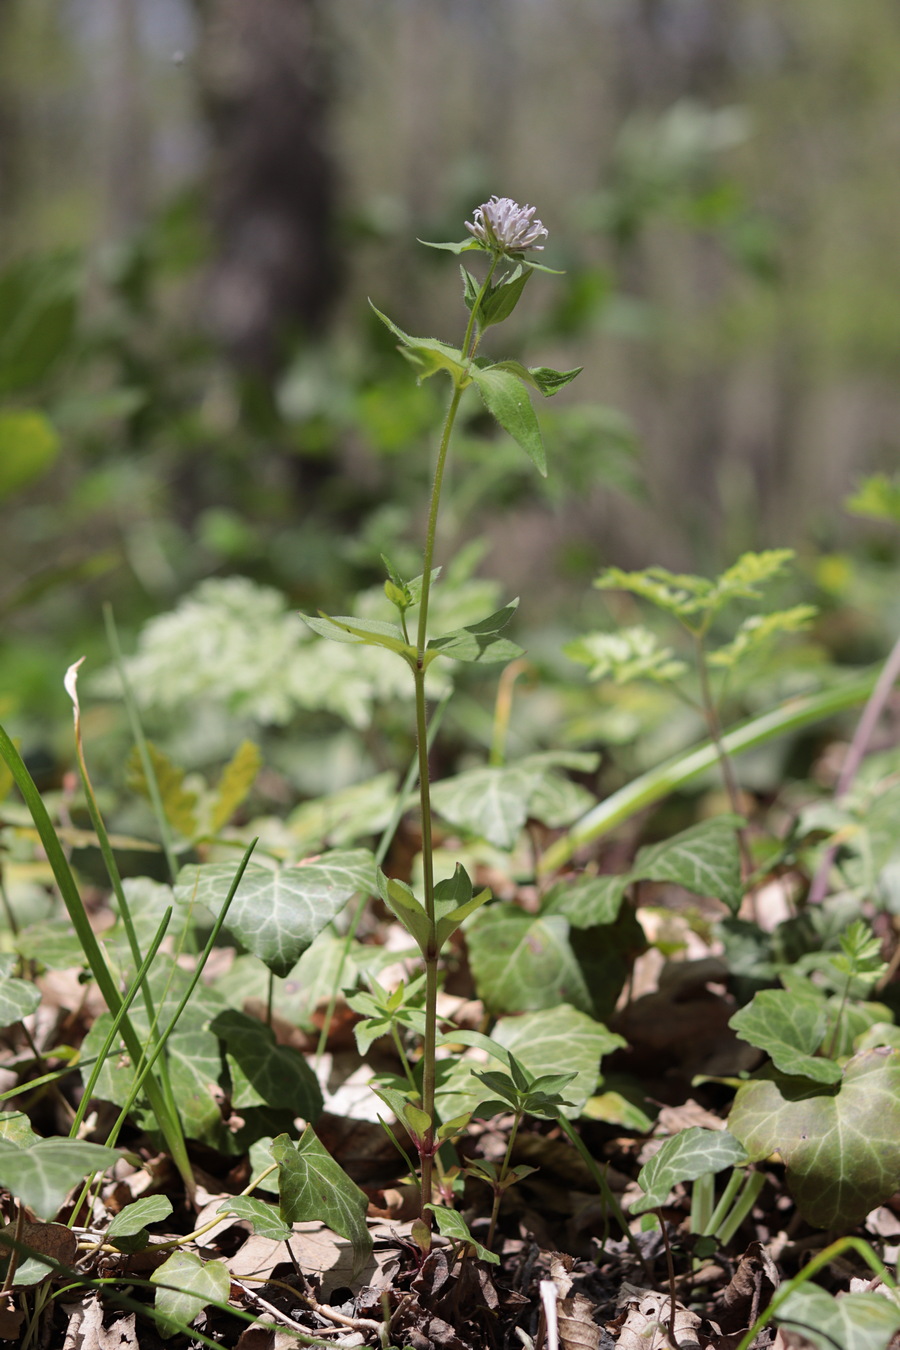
[
  {"left": 425, "top": 1204, "right": 500, "bottom": 1264},
  {"left": 0, "top": 1138, "right": 118, "bottom": 1221},
  {"left": 729, "top": 987, "right": 841, "bottom": 1084},
  {"left": 369, "top": 303, "right": 469, "bottom": 385},
  {"left": 463, "top": 265, "right": 533, "bottom": 329},
  {"left": 376, "top": 870, "right": 431, "bottom": 953},
  {"left": 418, "top": 237, "right": 484, "bottom": 255},
  {"left": 728, "top": 1048, "right": 900, "bottom": 1228},
  {"left": 433, "top": 866, "right": 491, "bottom": 948},
  {"left": 490, "top": 359, "right": 582, "bottom": 396},
  {"left": 470, "top": 366, "right": 546, "bottom": 475},
  {"left": 492, "top": 1004, "right": 624, "bottom": 1116},
  {"left": 106, "top": 1195, "right": 174, "bottom": 1253},
  {"left": 425, "top": 600, "right": 522, "bottom": 666},
  {"left": 301, "top": 612, "right": 415, "bottom": 662},
  {"left": 632, "top": 815, "right": 744, "bottom": 914},
  {"left": 271, "top": 1129, "right": 372, "bottom": 1276},
  {"left": 176, "top": 849, "right": 376, "bottom": 979},
  {"left": 632, "top": 1127, "right": 748, "bottom": 1214},
  {"left": 210, "top": 740, "right": 262, "bottom": 834}
]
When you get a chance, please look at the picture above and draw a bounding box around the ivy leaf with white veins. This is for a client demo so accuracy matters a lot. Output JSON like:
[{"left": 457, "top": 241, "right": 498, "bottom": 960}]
[
  {"left": 729, "top": 1048, "right": 900, "bottom": 1228},
  {"left": 775, "top": 1282, "right": 900, "bottom": 1350},
  {"left": 632, "top": 1127, "right": 748, "bottom": 1214},
  {"left": 151, "top": 1251, "right": 230, "bottom": 1339},
  {"left": 632, "top": 815, "right": 744, "bottom": 914},
  {"left": 729, "top": 987, "right": 841, "bottom": 1084},
  {"left": 0, "top": 975, "right": 40, "bottom": 1030},
  {"left": 271, "top": 1129, "right": 372, "bottom": 1277},
  {"left": 0, "top": 1139, "right": 117, "bottom": 1221},
  {"left": 176, "top": 849, "right": 376, "bottom": 978},
  {"left": 212, "top": 1010, "right": 323, "bottom": 1118}
]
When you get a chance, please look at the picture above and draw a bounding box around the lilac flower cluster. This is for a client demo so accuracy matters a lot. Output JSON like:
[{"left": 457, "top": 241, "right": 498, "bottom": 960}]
[{"left": 465, "top": 196, "right": 548, "bottom": 255}]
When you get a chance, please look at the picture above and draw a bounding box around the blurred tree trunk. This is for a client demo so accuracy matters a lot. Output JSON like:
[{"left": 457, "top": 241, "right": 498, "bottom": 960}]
[{"left": 192, "top": 0, "right": 341, "bottom": 378}]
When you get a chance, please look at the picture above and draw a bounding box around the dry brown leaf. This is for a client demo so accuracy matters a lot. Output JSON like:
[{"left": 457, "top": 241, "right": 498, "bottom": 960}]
[
  {"left": 558, "top": 1292, "right": 600, "bottom": 1350},
  {"left": 2, "top": 1218, "right": 78, "bottom": 1277},
  {"left": 614, "top": 1287, "right": 703, "bottom": 1350},
  {"left": 717, "top": 1241, "right": 780, "bottom": 1335},
  {"left": 224, "top": 1219, "right": 404, "bottom": 1295},
  {"left": 60, "top": 1292, "right": 138, "bottom": 1349}
]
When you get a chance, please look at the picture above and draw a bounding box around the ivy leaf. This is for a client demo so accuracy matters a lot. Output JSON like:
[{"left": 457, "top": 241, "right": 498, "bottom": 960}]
[
  {"left": 0, "top": 974, "right": 40, "bottom": 1029},
  {"left": 425, "top": 1205, "right": 500, "bottom": 1263},
  {"left": 729, "top": 988, "right": 841, "bottom": 1084},
  {"left": 632, "top": 1127, "right": 748, "bottom": 1214},
  {"left": 106, "top": 1195, "right": 174, "bottom": 1253},
  {"left": 211, "top": 1010, "right": 323, "bottom": 1119},
  {"left": 219, "top": 1195, "right": 292, "bottom": 1242},
  {"left": 470, "top": 366, "right": 546, "bottom": 476},
  {"left": 271, "top": 1129, "right": 372, "bottom": 1277},
  {"left": 776, "top": 1282, "right": 900, "bottom": 1350},
  {"left": 151, "top": 1251, "right": 230, "bottom": 1339},
  {"left": 632, "top": 816, "right": 744, "bottom": 914},
  {"left": 540, "top": 874, "right": 629, "bottom": 928},
  {"left": 728, "top": 1048, "right": 900, "bottom": 1228},
  {"left": 430, "top": 750, "right": 596, "bottom": 849},
  {"left": 466, "top": 904, "right": 642, "bottom": 1020},
  {"left": 176, "top": 849, "right": 376, "bottom": 978},
  {"left": 0, "top": 1139, "right": 117, "bottom": 1221}
]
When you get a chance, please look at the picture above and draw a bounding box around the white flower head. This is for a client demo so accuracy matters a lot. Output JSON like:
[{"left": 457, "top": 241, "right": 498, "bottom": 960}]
[{"left": 465, "top": 195, "right": 548, "bottom": 256}]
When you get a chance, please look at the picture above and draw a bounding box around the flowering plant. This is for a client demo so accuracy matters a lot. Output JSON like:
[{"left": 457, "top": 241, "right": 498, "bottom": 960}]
[{"left": 303, "top": 199, "right": 580, "bottom": 1243}]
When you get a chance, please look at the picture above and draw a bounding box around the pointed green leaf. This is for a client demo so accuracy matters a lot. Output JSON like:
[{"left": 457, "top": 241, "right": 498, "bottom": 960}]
[
  {"left": 426, "top": 600, "right": 522, "bottom": 665},
  {"left": 126, "top": 742, "right": 198, "bottom": 839},
  {"left": 271, "top": 1128, "right": 372, "bottom": 1276},
  {"left": 436, "top": 887, "right": 491, "bottom": 949},
  {"left": 368, "top": 303, "right": 469, "bottom": 384},
  {"left": 776, "top": 1282, "right": 900, "bottom": 1350},
  {"left": 301, "top": 612, "right": 415, "bottom": 660},
  {"left": 729, "top": 1048, "right": 900, "bottom": 1228},
  {"left": 729, "top": 988, "right": 841, "bottom": 1084},
  {"left": 176, "top": 849, "right": 376, "bottom": 978},
  {"left": 470, "top": 366, "right": 546, "bottom": 475},
  {"left": 376, "top": 869, "right": 432, "bottom": 952},
  {"left": 492, "top": 1005, "right": 624, "bottom": 1116},
  {"left": 107, "top": 1196, "right": 174, "bottom": 1240},
  {"left": 418, "top": 237, "right": 484, "bottom": 255},
  {"left": 425, "top": 1204, "right": 500, "bottom": 1263},
  {"left": 212, "top": 1010, "right": 323, "bottom": 1118},
  {"left": 0, "top": 1139, "right": 117, "bottom": 1221},
  {"left": 151, "top": 1251, "right": 230, "bottom": 1339},
  {"left": 477, "top": 267, "right": 532, "bottom": 328},
  {"left": 490, "top": 359, "right": 582, "bottom": 396},
  {"left": 632, "top": 816, "right": 744, "bottom": 913},
  {"left": 220, "top": 1195, "right": 292, "bottom": 1241},
  {"left": 632, "top": 1127, "right": 748, "bottom": 1214}
]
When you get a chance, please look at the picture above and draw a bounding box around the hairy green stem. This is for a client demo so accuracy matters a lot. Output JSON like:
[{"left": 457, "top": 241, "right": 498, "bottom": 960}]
[{"left": 410, "top": 257, "right": 497, "bottom": 1229}]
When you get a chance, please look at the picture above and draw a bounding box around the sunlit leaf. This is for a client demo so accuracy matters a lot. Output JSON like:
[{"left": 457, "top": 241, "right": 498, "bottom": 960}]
[
  {"left": 632, "top": 815, "right": 744, "bottom": 913},
  {"left": 729, "top": 987, "right": 841, "bottom": 1084},
  {"left": 470, "top": 366, "right": 546, "bottom": 475},
  {"left": 151, "top": 1250, "right": 230, "bottom": 1339},
  {"left": 271, "top": 1128, "right": 372, "bottom": 1276},
  {"left": 776, "top": 1282, "right": 900, "bottom": 1350},
  {"left": 632, "top": 1127, "right": 748, "bottom": 1213}
]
